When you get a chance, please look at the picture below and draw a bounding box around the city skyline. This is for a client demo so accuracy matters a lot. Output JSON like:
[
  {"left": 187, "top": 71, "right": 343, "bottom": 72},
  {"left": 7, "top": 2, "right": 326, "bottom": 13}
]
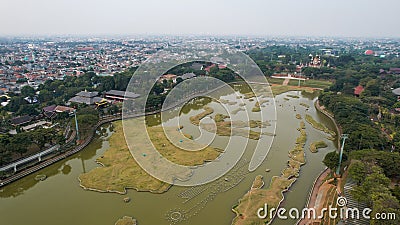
[{"left": 1, "top": 0, "right": 400, "bottom": 38}]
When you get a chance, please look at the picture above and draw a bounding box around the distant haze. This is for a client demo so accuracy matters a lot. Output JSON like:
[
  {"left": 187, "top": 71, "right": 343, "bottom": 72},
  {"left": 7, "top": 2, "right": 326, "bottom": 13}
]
[{"left": 1, "top": 0, "right": 399, "bottom": 37}]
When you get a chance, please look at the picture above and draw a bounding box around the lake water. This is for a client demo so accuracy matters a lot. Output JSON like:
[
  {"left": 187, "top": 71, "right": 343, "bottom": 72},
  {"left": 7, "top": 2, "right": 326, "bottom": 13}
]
[{"left": 0, "top": 88, "right": 337, "bottom": 225}]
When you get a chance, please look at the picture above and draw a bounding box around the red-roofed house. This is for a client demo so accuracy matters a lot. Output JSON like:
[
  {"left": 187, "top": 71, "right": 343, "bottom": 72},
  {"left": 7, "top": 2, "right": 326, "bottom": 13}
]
[
  {"left": 364, "top": 50, "right": 374, "bottom": 55},
  {"left": 354, "top": 85, "right": 364, "bottom": 97},
  {"left": 159, "top": 74, "right": 178, "bottom": 83},
  {"left": 218, "top": 64, "right": 227, "bottom": 69},
  {"left": 204, "top": 64, "right": 216, "bottom": 72}
]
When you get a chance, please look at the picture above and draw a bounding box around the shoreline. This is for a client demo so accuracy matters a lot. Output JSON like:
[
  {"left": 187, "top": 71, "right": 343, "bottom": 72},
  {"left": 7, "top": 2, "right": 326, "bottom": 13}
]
[{"left": 314, "top": 99, "right": 342, "bottom": 148}]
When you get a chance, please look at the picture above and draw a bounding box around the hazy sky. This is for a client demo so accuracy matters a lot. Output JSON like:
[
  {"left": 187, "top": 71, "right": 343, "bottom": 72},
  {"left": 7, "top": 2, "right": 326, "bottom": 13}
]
[{"left": 1, "top": 0, "right": 399, "bottom": 37}]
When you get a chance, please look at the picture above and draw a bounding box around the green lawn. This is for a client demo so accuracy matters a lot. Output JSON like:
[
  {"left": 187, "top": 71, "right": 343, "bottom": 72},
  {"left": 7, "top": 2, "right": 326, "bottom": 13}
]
[
  {"left": 267, "top": 77, "right": 285, "bottom": 85},
  {"left": 288, "top": 79, "right": 332, "bottom": 89}
]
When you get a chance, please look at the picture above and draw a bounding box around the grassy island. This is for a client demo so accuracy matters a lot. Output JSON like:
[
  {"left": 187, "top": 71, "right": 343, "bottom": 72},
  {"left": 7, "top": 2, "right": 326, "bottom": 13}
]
[
  {"left": 214, "top": 113, "right": 230, "bottom": 122},
  {"left": 115, "top": 216, "right": 136, "bottom": 225},
  {"left": 189, "top": 106, "right": 214, "bottom": 125},
  {"left": 300, "top": 102, "right": 310, "bottom": 108},
  {"left": 309, "top": 140, "right": 328, "bottom": 153},
  {"left": 305, "top": 114, "right": 336, "bottom": 137},
  {"left": 252, "top": 102, "right": 261, "bottom": 112},
  {"left": 200, "top": 122, "right": 264, "bottom": 140},
  {"left": 219, "top": 98, "right": 237, "bottom": 105},
  {"left": 79, "top": 120, "right": 221, "bottom": 194},
  {"left": 252, "top": 99, "right": 269, "bottom": 112},
  {"left": 190, "top": 108, "right": 273, "bottom": 140},
  {"left": 286, "top": 94, "right": 300, "bottom": 99},
  {"left": 243, "top": 92, "right": 256, "bottom": 99}
]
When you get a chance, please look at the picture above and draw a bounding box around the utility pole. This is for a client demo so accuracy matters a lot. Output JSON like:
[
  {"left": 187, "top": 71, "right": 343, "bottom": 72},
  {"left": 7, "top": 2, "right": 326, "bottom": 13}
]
[
  {"left": 74, "top": 110, "right": 80, "bottom": 141},
  {"left": 336, "top": 134, "right": 349, "bottom": 175}
]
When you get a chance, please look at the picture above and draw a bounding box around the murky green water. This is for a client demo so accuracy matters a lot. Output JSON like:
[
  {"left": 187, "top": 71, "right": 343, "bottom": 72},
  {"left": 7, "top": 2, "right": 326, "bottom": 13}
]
[{"left": 0, "top": 89, "right": 337, "bottom": 225}]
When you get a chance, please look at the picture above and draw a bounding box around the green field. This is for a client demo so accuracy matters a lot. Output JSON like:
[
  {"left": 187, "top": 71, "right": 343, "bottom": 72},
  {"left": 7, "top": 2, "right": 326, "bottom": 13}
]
[
  {"left": 267, "top": 77, "right": 286, "bottom": 85},
  {"left": 288, "top": 79, "right": 332, "bottom": 89}
]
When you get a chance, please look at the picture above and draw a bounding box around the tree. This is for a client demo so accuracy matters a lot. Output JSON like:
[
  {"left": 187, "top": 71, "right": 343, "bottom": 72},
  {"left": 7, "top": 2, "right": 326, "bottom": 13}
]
[
  {"left": 176, "top": 77, "right": 184, "bottom": 84},
  {"left": 114, "top": 72, "right": 132, "bottom": 90},
  {"left": 16, "top": 104, "right": 39, "bottom": 116},
  {"left": 349, "top": 149, "right": 400, "bottom": 178},
  {"left": 5, "top": 97, "right": 26, "bottom": 112},
  {"left": 98, "top": 76, "right": 115, "bottom": 92},
  {"left": 393, "top": 133, "right": 400, "bottom": 151},
  {"left": 364, "top": 79, "right": 381, "bottom": 97},
  {"left": 31, "top": 128, "right": 51, "bottom": 148},
  {"left": 323, "top": 151, "right": 340, "bottom": 170},
  {"left": 152, "top": 83, "right": 164, "bottom": 95},
  {"left": 209, "top": 65, "right": 219, "bottom": 74},
  {"left": 9, "top": 133, "right": 31, "bottom": 156},
  {"left": 393, "top": 102, "right": 400, "bottom": 109},
  {"left": 0, "top": 135, "right": 12, "bottom": 166},
  {"left": 0, "top": 96, "right": 7, "bottom": 102},
  {"left": 348, "top": 161, "right": 367, "bottom": 185},
  {"left": 108, "top": 104, "right": 119, "bottom": 115},
  {"left": 21, "top": 85, "right": 35, "bottom": 97},
  {"left": 38, "top": 89, "right": 53, "bottom": 102},
  {"left": 371, "top": 192, "right": 400, "bottom": 225},
  {"left": 161, "top": 78, "right": 167, "bottom": 85}
]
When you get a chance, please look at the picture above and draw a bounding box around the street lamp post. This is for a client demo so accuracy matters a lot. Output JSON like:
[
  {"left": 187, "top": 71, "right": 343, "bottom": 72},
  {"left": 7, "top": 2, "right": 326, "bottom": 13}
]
[
  {"left": 336, "top": 134, "right": 349, "bottom": 175},
  {"left": 74, "top": 110, "right": 80, "bottom": 141}
]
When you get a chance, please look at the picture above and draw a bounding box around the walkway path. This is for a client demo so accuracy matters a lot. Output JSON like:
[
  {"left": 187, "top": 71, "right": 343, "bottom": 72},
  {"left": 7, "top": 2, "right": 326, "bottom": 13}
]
[
  {"left": 282, "top": 78, "right": 290, "bottom": 86},
  {"left": 297, "top": 168, "right": 330, "bottom": 225}
]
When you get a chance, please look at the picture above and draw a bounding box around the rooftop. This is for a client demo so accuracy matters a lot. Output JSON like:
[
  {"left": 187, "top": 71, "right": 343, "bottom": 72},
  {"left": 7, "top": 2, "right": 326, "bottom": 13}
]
[
  {"left": 76, "top": 91, "right": 99, "bottom": 98},
  {"left": 11, "top": 115, "right": 32, "bottom": 126},
  {"left": 55, "top": 105, "right": 75, "bottom": 113},
  {"left": 69, "top": 96, "right": 104, "bottom": 105},
  {"left": 181, "top": 73, "right": 196, "bottom": 80},
  {"left": 43, "top": 105, "right": 57, "bottom": 112},
  {"left": 354, "top": 85, "right": 365, "bottom": 96},
  {"left": 104, "top": 90, "right": 140, "bottom": 99}
]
